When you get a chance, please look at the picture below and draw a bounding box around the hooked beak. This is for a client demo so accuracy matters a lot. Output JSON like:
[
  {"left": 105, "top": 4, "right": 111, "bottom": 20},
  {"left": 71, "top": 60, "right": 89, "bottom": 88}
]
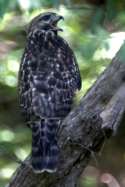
[
  {"left": 52, "top": 15, "right": 64, "bottom": 32},
  {"left": 53, "top": 15, "right": 64, "bottom": 23}
]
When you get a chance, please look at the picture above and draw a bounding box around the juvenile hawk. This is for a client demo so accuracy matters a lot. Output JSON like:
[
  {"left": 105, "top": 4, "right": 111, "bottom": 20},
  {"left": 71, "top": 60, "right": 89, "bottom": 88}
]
[{"left": 18, "top": 12, "right": 81, "bottom": 173}]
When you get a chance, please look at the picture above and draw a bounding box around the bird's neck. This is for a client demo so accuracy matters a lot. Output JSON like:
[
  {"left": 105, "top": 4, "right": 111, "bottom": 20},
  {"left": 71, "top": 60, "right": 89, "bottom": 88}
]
[{"left": 26, "top": 30, "right": 58, "bottom": 54}]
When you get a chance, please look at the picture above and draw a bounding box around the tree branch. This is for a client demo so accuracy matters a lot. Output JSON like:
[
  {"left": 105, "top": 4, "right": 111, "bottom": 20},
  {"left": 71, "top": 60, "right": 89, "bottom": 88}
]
[{"left": 8, "top": 43, "right": 125, "bottom": 187}]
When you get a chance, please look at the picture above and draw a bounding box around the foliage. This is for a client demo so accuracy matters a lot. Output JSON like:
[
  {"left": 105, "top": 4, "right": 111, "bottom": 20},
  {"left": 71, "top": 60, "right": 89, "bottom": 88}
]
[{"left": 0, "top": 0, "right": 125, "bottom": 187}]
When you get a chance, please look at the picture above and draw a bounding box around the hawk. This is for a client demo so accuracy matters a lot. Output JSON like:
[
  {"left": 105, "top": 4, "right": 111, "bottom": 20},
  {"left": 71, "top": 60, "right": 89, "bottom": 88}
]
[{"left": 18, "top": 12, "right": 81, "bottom": 173}]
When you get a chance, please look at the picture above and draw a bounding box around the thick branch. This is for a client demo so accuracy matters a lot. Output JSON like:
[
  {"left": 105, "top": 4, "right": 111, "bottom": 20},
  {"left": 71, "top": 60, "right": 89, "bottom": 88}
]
[{"left": 8, "top": 44, "right": 125, "bottom": 187}]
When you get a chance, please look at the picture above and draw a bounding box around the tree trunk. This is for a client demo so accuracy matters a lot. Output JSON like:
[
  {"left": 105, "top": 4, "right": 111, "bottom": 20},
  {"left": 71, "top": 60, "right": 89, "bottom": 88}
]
[{"left": 8, "top": 43, "right": 125, "bottom": 187}]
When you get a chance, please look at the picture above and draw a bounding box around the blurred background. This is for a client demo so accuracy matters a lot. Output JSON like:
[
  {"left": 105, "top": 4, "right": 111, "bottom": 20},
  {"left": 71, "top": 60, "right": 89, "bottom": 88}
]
[{"left": 0, "top": 0, "right": 125, "bottom": 186}]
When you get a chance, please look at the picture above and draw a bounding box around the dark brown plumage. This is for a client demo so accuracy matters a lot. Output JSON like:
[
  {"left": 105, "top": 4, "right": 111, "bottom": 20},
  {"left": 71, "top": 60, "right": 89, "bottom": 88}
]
[{"left": 18, "top": 12, "right": 81, "bottom": 173}]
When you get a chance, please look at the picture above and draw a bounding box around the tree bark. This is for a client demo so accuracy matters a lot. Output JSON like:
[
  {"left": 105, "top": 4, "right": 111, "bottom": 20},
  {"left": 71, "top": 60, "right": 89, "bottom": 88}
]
[{"left": 8, "top": 43, "right": 125, "bottom": 187}]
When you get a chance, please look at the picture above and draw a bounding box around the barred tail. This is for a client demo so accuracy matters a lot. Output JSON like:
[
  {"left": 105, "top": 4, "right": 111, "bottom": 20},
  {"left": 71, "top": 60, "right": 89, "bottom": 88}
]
[{"left": 31, "top": 119, "right": 59, "bottom": 173}]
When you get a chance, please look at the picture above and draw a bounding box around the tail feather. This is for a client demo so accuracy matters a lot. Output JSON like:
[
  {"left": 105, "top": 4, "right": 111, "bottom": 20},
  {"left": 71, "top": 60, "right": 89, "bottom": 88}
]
[{"left": 31, "top": 119, "right": 59, "bottom": 173}]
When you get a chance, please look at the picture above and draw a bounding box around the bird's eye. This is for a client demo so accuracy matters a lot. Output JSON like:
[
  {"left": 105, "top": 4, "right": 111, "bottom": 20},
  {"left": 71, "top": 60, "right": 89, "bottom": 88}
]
[{"left": 42, "top": 15, "right": 51, "bottom": 21}]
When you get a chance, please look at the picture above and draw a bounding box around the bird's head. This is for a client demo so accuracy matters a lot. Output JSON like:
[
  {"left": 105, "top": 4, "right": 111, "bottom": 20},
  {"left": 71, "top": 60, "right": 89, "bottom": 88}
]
[{"left": 28, "top": 12, "right": 64, "bottom": 37}]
